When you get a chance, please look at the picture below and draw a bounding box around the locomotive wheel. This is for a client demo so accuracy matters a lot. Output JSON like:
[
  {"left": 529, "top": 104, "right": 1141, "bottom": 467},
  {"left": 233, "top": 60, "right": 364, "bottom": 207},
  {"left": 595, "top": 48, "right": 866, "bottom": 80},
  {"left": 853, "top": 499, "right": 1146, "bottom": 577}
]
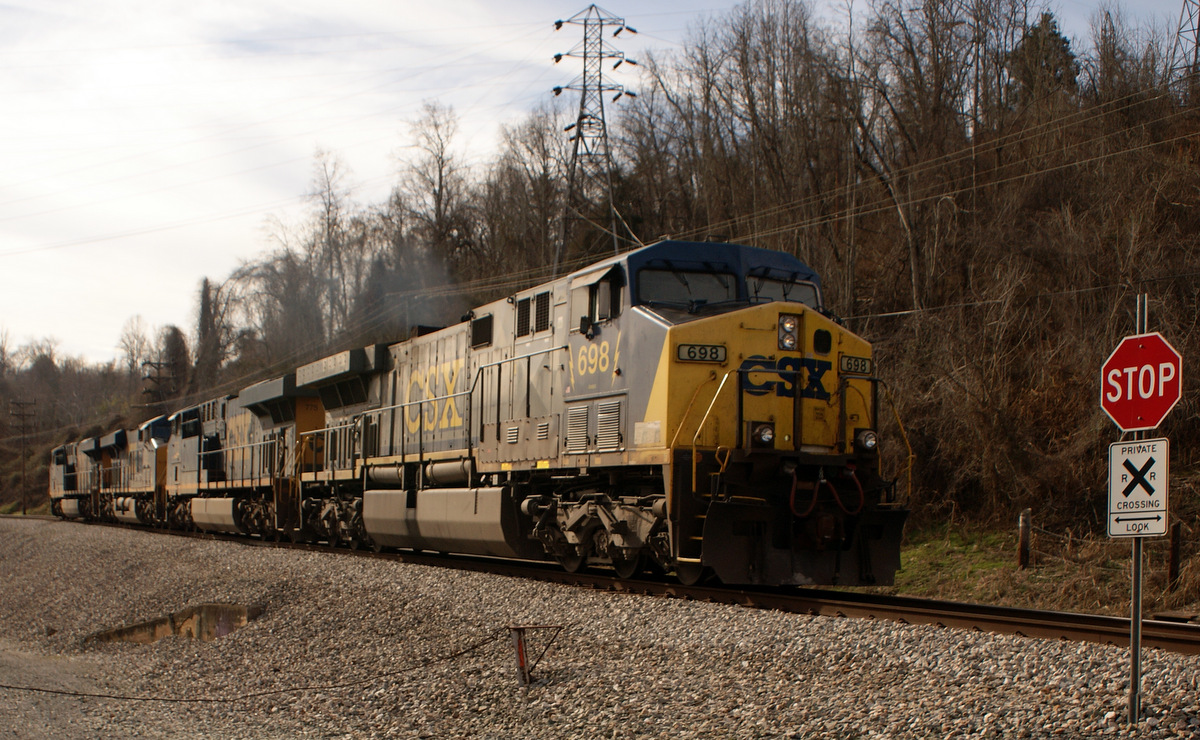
[
  {"left": 612, "top": 554, "right": 643, "bottom": 580},
  {"left": 675, "top": 562, "right": 710, "bottom": 586},
  {"left": 555, "top": 553, "right": 586, "bottom": 573}
]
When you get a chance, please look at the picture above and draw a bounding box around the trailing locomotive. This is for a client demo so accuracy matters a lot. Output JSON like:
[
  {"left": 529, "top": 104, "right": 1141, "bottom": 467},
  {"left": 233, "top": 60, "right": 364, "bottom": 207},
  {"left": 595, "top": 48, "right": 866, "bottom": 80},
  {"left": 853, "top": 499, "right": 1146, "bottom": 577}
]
[{"left": 49, "top": 240, "right": 907, "bottom": 586}]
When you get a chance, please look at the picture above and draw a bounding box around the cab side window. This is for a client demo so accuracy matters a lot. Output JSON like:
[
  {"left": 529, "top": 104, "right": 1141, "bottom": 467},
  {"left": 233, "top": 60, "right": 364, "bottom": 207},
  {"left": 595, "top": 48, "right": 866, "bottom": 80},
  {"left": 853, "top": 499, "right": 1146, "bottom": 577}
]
[{"left": 571, "top": 267, "right": 623, "bottom": 332}]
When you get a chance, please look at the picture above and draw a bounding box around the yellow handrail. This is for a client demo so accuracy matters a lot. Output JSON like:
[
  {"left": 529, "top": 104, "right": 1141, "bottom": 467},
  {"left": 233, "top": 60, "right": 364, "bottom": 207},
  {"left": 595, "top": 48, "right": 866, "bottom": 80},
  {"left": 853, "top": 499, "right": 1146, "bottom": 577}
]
[
  {"left": 667, "top": 370, "right": 719, "bottom": 449},
  {"left": 690, "top": 370, "right": 736, "bottom": 493}
]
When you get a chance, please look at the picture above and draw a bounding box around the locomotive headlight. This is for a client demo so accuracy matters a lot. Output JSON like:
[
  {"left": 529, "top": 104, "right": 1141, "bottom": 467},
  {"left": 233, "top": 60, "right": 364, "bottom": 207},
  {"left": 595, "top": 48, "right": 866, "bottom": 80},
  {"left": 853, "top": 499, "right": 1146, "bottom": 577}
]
[
  {"left": 751, "top": 422, "right": 775, "bottom": 447},
  {"left": 778, "top": 314, "right": 800, "bottom": 351},
  {"left": 855, "top": 429, "right": 879, "bottom": 452}
]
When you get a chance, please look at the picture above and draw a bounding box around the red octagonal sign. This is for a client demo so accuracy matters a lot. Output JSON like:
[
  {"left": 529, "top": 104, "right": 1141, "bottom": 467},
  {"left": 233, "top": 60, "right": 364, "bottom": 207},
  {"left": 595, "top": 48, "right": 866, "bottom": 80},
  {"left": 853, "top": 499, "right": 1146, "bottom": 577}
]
[{"left": 1101, "top": 332, "right": 1182, "bottom": 432}]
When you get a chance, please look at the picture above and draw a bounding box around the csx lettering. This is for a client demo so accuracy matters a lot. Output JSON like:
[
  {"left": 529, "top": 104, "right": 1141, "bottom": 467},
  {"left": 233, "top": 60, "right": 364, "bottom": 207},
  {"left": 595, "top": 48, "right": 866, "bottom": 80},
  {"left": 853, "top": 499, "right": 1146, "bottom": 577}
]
[
  {"left": 576, "top": 340, "right": 611, "bottom": 376},
  {"left": 405, "top": 359, "right": 464, "bottom": 434},
  {"left": 740, "top": 355, "right": 831, "bottom": 400}
]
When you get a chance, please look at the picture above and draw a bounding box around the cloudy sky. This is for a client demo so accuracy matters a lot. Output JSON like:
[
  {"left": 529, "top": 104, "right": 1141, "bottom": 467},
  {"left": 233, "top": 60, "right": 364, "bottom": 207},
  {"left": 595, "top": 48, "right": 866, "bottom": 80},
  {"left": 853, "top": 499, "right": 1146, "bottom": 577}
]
[{"left": 0, "top": 0, "right": 1184, "bottom": 365}]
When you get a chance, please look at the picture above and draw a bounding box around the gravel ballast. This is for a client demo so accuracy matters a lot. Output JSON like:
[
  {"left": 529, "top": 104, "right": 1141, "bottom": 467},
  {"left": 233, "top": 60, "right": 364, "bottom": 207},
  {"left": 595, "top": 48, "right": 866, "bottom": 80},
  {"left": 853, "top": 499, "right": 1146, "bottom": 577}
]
[{"left": 1, "top": 517, "right": 1199, "bottom": 739}]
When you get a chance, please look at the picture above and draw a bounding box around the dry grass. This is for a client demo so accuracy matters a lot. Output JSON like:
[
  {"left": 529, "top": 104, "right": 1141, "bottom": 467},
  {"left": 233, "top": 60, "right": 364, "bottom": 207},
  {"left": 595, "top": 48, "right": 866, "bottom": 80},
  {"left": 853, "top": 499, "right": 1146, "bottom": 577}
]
[{"left": 882, "top": 525, "right": 1200, "bottom": 618}]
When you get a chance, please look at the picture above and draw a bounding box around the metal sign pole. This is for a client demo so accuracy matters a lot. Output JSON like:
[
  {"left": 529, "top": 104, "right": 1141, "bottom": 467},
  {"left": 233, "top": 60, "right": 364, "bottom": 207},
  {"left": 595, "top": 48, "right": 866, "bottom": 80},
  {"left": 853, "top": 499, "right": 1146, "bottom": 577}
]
[
  {"left": 1129, "top": 292, "right": 1147, "bottom": 725},
  {"left": 1130, "top": 536, "right": 1142, "bottom": 723}
]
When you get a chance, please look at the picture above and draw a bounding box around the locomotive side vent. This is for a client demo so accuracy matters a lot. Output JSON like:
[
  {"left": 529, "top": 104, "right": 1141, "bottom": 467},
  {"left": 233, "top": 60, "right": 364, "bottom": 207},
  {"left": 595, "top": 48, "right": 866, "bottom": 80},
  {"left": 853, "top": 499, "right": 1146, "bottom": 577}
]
[
  {"left": 537, "top": 422, "right": 550, "bottom": 441},
  {"left": 506, "top": 426, "right": 520, "bottom": 445},
  {"left": 596, "top": 401, "right": 622, "bottom": 452},
  {"left": 565, "top": 406, "right": 589, "bottom": 454},
  {"left": 516, "top": 298, "right": 531, "bottom": 337},
  {"left": 535, "top": 291, "right": 551, "bottom": 332}
]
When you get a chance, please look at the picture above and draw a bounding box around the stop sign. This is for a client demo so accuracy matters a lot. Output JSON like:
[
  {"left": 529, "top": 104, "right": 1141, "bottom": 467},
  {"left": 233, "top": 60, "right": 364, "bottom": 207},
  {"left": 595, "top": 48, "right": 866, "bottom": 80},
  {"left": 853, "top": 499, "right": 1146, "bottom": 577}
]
[{"left": 1101, "top": 332, "right": 1182, "bottom": 432}]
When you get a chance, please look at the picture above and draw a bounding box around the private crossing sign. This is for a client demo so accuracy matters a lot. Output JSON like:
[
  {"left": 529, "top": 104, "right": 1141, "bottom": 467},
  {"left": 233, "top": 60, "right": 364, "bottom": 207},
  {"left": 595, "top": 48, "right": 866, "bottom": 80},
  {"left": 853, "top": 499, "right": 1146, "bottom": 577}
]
[{"left": 1108, "top": 438, "right": 1169, "bottom": 538}]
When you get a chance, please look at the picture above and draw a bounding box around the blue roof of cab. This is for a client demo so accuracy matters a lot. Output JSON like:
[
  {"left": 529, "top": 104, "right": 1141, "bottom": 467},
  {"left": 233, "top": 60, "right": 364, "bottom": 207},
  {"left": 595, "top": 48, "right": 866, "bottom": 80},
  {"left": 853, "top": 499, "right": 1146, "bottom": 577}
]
[{"left": 571, "top": 240, "right": 820, "bottom": 292}]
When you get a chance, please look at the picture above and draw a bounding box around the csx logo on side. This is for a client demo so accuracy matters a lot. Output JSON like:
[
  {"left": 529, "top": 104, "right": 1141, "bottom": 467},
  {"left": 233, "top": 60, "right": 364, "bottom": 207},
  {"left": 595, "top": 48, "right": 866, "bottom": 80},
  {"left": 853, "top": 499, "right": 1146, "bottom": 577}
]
[
  {"left": 740, "top": 355, "right": 831, "bottom": 400},
  {"left": 405, "top": 359, "right": 464, "bottom": 433}
]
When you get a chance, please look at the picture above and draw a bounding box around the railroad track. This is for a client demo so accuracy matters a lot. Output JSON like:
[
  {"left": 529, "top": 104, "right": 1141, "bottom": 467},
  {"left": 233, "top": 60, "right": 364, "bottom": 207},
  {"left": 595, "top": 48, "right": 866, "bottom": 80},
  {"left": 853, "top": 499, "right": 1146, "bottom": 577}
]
[{"left": 18, "top": 515, "right": 1200, "bottom": 656}]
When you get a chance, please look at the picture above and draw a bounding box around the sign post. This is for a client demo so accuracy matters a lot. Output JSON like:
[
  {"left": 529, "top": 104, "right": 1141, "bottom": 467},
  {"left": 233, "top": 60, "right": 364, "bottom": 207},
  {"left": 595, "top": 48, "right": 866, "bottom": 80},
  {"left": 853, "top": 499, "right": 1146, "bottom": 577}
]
[{"left": 1100, "top": 295, "right": 1181, "bottom": 725}]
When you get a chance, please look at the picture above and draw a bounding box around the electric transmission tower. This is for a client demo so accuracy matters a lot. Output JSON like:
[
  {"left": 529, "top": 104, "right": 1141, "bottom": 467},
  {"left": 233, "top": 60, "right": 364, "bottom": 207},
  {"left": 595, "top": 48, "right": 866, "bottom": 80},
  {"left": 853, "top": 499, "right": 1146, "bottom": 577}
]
[
  {"left": 552, "top": 4, "right": 637, "bottom": 275},
  {"left": 1168, "top": 0, "right": 1200, "bottom": 101}
]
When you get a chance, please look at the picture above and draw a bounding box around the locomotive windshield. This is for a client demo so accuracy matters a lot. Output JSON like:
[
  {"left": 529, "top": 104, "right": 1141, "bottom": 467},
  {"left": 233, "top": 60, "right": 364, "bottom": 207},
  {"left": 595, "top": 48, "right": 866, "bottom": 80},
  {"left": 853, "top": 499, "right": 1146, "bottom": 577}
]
[
  {"left": 637, "top": 268, "right": 738, "bottom": 310},
  {"left": 748, "top": 274, "right": 820, "bottom": 309},
  {"left": 635, "top": 261, "right": 821, "bottom": 319}
]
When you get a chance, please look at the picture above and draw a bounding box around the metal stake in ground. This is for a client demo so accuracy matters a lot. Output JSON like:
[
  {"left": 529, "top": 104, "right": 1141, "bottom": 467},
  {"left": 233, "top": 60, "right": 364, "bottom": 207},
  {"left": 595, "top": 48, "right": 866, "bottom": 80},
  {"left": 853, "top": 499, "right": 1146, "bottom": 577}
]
[{"left": 507, "top": 624, "right": 565, "bottom": 690}]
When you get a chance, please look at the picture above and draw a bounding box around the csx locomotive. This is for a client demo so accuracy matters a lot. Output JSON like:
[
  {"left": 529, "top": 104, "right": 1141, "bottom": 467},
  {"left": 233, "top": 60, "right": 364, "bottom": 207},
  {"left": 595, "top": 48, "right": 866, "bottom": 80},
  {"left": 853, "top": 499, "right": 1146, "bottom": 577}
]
[{"left": 49, "top": 240, "right": 907, "bottom": 586}]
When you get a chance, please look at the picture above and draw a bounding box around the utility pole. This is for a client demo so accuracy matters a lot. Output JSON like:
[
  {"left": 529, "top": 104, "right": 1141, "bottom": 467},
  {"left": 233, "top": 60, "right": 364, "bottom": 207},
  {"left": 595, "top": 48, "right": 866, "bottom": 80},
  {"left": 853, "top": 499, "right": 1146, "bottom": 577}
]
[
  {"left": 9, "top": 400, "right": 35, "bottom": 515},
  {"left": 1168, "top": 0, "right": 1200, "bottom": 102},
  {"left": 141, "top": 359, "right": 176, "bottom": 412},
  {"left": 552, "top": 4, "right": 637, "bottom": 275}
]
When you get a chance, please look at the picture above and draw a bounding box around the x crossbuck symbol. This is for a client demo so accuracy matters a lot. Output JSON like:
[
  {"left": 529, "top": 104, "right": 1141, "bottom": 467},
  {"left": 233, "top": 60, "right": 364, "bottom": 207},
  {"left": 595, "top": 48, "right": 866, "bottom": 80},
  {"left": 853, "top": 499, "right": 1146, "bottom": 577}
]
[{"left": 1122, "top": 457, "right": 1156, "bottom": 498}]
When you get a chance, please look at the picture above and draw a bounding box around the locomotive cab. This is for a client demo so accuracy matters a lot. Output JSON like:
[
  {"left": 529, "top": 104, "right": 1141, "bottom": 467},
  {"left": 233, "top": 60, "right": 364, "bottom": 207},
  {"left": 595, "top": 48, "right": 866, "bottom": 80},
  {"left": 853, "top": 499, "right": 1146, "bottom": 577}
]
[
  {"left": 539, "top": 240, "right": 906, "bottom": 586},
  {"left": 48, "top": 444, "right": 82, "bottom": 518}
]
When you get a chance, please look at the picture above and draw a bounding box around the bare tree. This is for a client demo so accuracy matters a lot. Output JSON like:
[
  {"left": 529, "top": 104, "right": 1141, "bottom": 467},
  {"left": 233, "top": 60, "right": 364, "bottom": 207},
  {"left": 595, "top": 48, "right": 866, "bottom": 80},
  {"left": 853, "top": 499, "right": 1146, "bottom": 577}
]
[
  {"left": 190, "top": 278, "right": 239, "bottom": 394},
  {"left": 401, "top": 101, "right": 474, "bottom": 272},
  {"left": 0, "top": 327, "right": 9, "bottom": 377},
  {"left": 117, "top": 315, "right": 152, "bottom": 391}
]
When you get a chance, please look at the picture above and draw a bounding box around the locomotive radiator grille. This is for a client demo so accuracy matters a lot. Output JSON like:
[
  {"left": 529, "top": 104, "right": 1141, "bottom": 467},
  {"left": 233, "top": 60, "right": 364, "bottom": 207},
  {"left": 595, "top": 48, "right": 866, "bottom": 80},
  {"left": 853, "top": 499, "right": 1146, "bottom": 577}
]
[
  {"left": 565, "top": 406, "right": 589, "bottom": 454},
  {"left": 596, "top": 401, "right": 622, "bottom": 452}
]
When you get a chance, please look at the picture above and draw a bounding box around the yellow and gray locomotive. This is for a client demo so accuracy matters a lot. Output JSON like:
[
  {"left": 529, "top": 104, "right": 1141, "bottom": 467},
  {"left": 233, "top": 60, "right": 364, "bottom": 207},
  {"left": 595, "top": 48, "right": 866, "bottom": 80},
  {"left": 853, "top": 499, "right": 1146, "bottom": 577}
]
[{"left": 50, "top": 240, "right": 906, "bottom": 586}]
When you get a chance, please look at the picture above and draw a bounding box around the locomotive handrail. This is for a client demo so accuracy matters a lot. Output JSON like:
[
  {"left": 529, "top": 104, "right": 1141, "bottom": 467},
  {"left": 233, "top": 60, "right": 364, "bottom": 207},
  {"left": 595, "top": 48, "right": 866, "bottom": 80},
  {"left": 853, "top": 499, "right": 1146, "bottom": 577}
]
[
  {"left": 356, "top": 390, "right": 472, "bottom": 466},
  {"left": 298, "top": 422, "right": 356, "bottom": 477},
  {"left": 358, "top": 392, "right": 471, "bottom": 422},
  {"left": 667, "top": 371, "right": 719, "bottom": 449},
  {"left": 469, "top": 345, "right": 568, "bottom": 444},
  {"left": 327, "top": 345, "right": 568, "bottom": 470},
  {"left": 198, "top": 437, "right": 279, "bottom": 487},
  {"left": 691, "top": 370, "right": 736, "bottom": 493}
]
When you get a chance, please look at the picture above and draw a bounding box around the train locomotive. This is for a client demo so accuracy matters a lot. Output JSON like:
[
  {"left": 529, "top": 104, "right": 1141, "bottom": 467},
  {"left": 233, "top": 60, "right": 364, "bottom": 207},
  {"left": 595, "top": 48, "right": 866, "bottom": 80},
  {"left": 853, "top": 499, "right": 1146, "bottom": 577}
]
[{"left": 49, "top": 240, "right": 908, "bottom": 586}]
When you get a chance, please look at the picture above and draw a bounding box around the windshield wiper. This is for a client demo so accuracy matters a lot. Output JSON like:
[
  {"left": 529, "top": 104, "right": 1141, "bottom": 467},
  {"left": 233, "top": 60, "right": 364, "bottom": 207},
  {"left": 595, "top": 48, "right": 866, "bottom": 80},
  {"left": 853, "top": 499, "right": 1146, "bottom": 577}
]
[{"left": 641, "top": 299, "right": 693, "bottom": 310}]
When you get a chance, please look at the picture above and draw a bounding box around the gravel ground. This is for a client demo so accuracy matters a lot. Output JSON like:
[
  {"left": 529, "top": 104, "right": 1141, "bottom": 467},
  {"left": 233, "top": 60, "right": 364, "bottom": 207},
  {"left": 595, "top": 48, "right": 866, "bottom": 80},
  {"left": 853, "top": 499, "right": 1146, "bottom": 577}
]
[{"left": 1, "top": 517, "right": 1199, "bottom": 739}]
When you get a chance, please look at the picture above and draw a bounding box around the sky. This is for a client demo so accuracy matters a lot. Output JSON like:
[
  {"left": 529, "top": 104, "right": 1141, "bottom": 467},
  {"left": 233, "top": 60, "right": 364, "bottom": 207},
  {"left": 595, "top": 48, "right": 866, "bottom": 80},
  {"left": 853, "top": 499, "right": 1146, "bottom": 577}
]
[{"left": 0, "top": 0, "right": 1187, "bottom": 366}]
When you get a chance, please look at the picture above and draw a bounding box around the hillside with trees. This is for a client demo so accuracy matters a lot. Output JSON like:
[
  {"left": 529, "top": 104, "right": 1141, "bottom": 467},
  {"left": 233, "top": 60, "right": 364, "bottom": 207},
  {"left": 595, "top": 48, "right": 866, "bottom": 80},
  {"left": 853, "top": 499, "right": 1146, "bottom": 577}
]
[{"left": 3, "top": 0, "right": 1199, "bottom": 534}]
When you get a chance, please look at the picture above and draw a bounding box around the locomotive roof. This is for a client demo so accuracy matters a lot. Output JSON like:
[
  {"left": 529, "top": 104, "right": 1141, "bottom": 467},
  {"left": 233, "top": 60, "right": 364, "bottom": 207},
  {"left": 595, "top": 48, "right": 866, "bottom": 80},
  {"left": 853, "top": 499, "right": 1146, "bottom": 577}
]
[
  {"left": 99, "top": 429, "right": 127, "bottom": 451},
  {"left": 138, "top": 415, "right": 168, "bottom": 433},
  {"left": 569, "top": 240, "right": 821, "bottom": 287}
]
